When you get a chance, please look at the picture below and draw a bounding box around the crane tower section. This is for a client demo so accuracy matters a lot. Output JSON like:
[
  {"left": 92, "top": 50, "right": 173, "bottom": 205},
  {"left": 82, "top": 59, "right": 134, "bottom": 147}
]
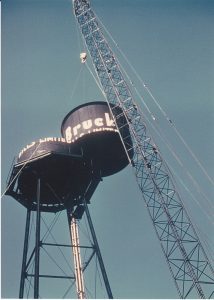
[{"left": 72, "top": 0, "right": 214, "bottom": 298}]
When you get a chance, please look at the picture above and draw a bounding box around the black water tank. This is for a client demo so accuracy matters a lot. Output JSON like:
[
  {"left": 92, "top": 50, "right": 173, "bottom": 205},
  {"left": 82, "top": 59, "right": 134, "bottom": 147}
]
[
  {"left": 16, "top": 138, "right": 92, "bottom": 212},
  {"left": 61, "top": 101, "right": 133, "bottom": 177}
]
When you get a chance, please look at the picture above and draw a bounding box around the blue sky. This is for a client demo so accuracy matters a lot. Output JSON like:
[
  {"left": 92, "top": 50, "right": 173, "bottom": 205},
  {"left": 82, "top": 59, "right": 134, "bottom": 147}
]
[{"left": 2, "top": 0, "right": 214, "bottom": 298}]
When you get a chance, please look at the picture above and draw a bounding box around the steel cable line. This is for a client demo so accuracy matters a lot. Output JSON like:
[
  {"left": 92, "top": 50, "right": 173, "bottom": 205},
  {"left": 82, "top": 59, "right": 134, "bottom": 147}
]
[
  {"left": 83, "top": 50, "right": 214, "bottom": 270},
  {"left": 84, "top": 284, "right": 94, "bottom": 299},
  {"left": 84, "top": 59, "right": 214, "bottom": 224},
  {"left": 145, "top": 116, "right": 214, "bottom": 223},
  {"left": 85, "top": 62, "right": 105, "bottom": 96},
  {"left": 42, "top": 211, "right": 62, "bottom": 242},
  {"left": 42, "top": 246, "right": 72, "bottom": 279},
  {"left": 41, "top": 216, "right": 75, "bottom": 275},
  {"left": 62, "top": 280, "right": 76, "bottom": 299},
  {"left": 170, "top": 167, "right": 213, "bottom": 225},
  {"left": 85, "top": 43, "right": 214, "bottom": 228},
  {"left": 66, "top": 63, "right": 84, "bottom": 108},
  {"left": 194, "top": 224, "right": 214, "bottom": 265},
  {"left": 121, "top": 76, "right": 214, "bottom": 218},
  {"left": 84, "top": 61, "right": 132, "bottom": 165},
  {"left": 96, "top": 13, "right": 214, "bottom": 187},
  {"left": 111, "top": 43, "right": 214, "bottom": 212},
  {"left": 92, "top": 31, "right": 214, "bottom": 219},
  {"left": 161, "top": 158, "right": 214, "bottom": 263},
  {"left": 26, "top": 277, "right": 35, "bottom": 299},
  {"left": 145, "top": 115, "right": 214, "bottom": 212}
]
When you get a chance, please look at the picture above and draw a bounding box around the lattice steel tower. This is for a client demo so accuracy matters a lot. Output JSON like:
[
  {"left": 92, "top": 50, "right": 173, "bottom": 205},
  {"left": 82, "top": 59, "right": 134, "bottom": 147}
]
[
  {"left": 72, "top": 0, "right": 214, "bottom": 298},
  {"left": 6, "top": 101, "right": 133, "bottom": 298}
]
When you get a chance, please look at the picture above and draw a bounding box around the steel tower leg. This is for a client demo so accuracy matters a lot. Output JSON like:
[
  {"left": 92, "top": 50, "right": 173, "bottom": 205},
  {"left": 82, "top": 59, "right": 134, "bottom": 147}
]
[
  {"left": 34, "top": 178, "right": 41, "bottom": 299},
  {"left": 19, "top": 209, "right": 31, "bottom": 298},
  {"left": 83, "top": 198, "right": 113, "bottom": 299},
  {"left": 67, "top": 210, "right": 86, "bottom": 299}
]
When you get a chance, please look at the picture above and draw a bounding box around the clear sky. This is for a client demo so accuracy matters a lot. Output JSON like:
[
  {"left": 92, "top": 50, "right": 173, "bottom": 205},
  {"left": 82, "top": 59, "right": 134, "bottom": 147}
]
[{"left": 2, "top": 0, "right": 214, "bottom": 298}]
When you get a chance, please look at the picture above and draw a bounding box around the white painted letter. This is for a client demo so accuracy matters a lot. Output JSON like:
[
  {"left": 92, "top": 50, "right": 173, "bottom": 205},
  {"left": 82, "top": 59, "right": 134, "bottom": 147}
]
[
  {"left": 94, "top": 117, "right": 104, "bottom": 127},
  {"left": 73, "top": 124, "right": 81, "bottom": 136},
  {"left": 105, "top": 113, "right": 115, "bottom": 127},
  {"left": 65, "top": 126, "right": 72, "bottom": 143},
  {"left": 82, "top": 119, "right": 92, "bottom": 130}
]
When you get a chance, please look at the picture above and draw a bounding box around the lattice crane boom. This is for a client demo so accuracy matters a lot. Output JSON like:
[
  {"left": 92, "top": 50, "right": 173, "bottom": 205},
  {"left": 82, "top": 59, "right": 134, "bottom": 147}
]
[{"left": 72, "top": 0, "right": 214, "bottom": 298}]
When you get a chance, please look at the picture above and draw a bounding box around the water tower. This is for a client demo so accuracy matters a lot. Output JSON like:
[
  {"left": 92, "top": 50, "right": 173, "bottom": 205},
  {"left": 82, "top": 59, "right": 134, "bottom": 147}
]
[{"left": 6, "top": 101, "right": 133, "bottom": 298}]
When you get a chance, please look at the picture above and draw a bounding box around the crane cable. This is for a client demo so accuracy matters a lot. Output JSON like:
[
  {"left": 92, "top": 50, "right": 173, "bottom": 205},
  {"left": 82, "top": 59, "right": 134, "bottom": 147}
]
[
  {"left": 118, "top": 63, "right": 214, "bottom": 214},
  {"left": 148, "top": 117, "right": 213, "bottom": 212},
  {"left": 96, "top": 13, "right": 214, "bottom": 187},
  {"left": 84, "top": 54, "right": 214, "bottom": 223},
  {"left": 165, "top": 159, "right": 214, "bottom": 263},
  {"left": 166, "top": 158, "right": 214, "bottom": 225},
  {"left": 90, "top": 17, "right": 214, "bottom": 211},
  {"left": 85, "top": 62, "right": 105, "bottom": 97},
  {"left": 117, "top": 57, "right": 214, "bottom": 207},
  {"left": 116, "top": 56, "right": 214, "bottom": 215},
  {"left": 81, "top": 38, "right": 214, "bottom": 265},
  {"left": 80, "top": 14, "right": 213, "bottom": 213},
  {"left": 86, "top": 59, "right": 213, "bottom": 266},
  {"left": 74, "top": 13, "right": 214, "bottom": 260},
  {"left": 195, "top": 222, "right": 214, "bottom": 265},
  {"left": 140, "top": 103, "right": 214, "bottom": 219}
]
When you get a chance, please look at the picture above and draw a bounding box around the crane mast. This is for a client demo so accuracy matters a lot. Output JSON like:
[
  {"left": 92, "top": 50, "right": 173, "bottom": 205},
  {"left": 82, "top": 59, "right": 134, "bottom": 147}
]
[{"left": 72, "top": 0, "right": 214, "bottom": 298}]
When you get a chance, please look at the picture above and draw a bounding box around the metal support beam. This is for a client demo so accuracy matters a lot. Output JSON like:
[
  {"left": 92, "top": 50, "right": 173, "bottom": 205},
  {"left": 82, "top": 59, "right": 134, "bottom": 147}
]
[
  {"left": 67, "top": 210, "right": 86, "bottom": 299},
  {"left": 27, "top": 274, "right": 75, "bottom": 279},
  {"left": 34, "top": 178, "right": 41, "bottom": 299},
  {"left": 41, "top": 242, "right": 94, "bottom": 249},
  {"left": 19, "top": 209, "right": 31, "bottom": 298},
  {"left": 82, "top": 197, "right": 113, "bottom": 299}
]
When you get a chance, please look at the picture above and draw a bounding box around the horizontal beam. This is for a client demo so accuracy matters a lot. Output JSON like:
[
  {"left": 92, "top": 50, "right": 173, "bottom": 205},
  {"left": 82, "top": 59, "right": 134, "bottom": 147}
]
[
  {"left": 41, "top": 242, "right": 94, "bottom": 249},
  {"left": 27, "top": 274, "right": 75, "bottom": 280}
]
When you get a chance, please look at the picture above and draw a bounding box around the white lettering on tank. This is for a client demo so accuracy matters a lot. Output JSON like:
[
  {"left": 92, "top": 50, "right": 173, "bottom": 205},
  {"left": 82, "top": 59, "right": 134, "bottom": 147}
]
[
  {"left": 105, "top": 113, "right": 115, "bottom": 127},
  {"left": 65, "top": 126, "right": 72, "bottom": 143},
  {"left": 61, "top": 112, "right": 119, "bottom": 145},
  {"left": 47, "top": 137, "right": 54, "bottom": 141},
  {"left": 94, "top": 117, "right": 104, "bottom": 127},
  {"left": 18, "top": 141, "right": 36, "bottom": 158},
  {"left": 18, "top": 138, "right": 68, "bottom": 159},
  {"left": 73, "top": 124, "right": 81, "bottom": 136},
  {"left": 82, "top": 119, "right": 92, "bottom": 130},
  {"left": 39, "top": 138, "right": 46, "bottom": 143}
]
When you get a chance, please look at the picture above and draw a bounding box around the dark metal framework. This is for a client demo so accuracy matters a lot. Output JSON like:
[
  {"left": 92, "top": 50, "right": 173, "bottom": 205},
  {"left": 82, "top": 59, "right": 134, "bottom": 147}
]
[
  {"left": 18, "top": 176, "right": 113, "bottom": 299},
  {"left": 73, "top": 0, "right": 214, "bottom": 298}
]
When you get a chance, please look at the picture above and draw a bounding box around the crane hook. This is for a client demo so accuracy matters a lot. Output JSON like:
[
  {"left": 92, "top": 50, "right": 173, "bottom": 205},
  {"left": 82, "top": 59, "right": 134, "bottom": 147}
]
[{"left": 80, "top": 52, "right": 87, "bottom": 63}]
